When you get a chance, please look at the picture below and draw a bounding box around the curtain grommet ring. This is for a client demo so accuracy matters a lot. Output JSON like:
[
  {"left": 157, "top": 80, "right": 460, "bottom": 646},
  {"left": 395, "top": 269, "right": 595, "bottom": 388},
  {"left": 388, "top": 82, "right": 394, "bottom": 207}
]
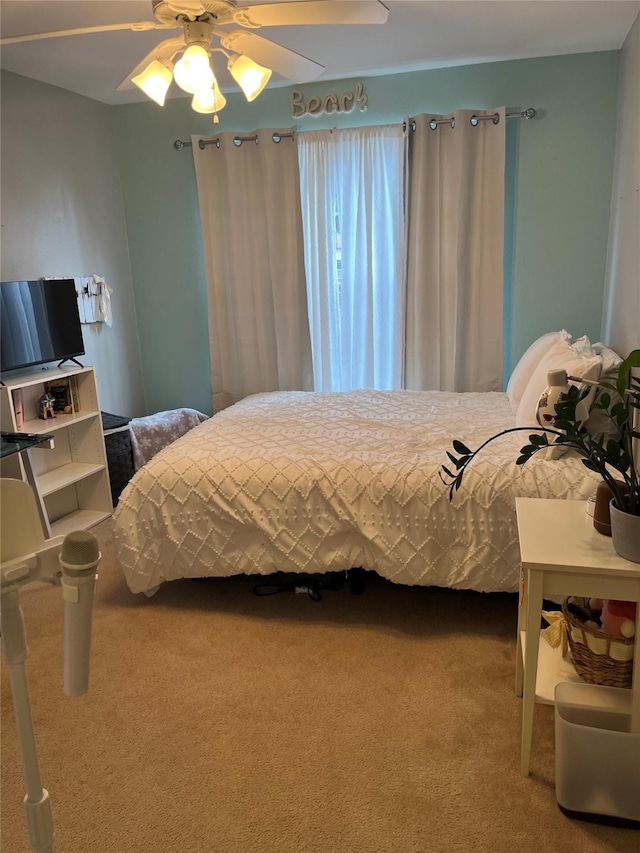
[
  {"left": 233, "top": 134, "right": 259, "bottom": 146},
  {"left": 197, "top": 138, "right": 219, "bottom": 149}
]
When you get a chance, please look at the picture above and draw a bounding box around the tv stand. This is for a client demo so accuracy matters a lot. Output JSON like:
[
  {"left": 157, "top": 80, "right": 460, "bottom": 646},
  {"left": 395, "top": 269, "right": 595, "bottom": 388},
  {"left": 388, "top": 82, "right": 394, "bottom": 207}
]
[{"left": 57, "top": 357, "right": 84, "bottom": 368}]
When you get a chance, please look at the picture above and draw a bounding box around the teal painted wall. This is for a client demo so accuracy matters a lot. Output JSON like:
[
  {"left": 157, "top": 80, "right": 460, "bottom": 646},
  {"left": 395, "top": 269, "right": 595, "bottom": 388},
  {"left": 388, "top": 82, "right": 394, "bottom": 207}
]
[{"left": 110, "top": 51, "right": 619, "bottom": 415}]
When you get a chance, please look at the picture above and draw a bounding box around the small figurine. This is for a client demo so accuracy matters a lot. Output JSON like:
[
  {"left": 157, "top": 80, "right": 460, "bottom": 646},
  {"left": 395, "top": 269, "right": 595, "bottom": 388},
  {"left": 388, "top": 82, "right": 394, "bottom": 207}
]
[{"left": 38, "top": 393, "right": 56, "bottom": 420}]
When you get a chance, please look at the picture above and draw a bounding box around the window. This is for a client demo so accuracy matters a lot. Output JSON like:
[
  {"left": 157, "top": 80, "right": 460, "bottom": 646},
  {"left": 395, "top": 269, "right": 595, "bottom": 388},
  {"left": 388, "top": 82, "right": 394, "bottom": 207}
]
[{"left": 298, "top": 125, "right": 406, "bottom": 392}]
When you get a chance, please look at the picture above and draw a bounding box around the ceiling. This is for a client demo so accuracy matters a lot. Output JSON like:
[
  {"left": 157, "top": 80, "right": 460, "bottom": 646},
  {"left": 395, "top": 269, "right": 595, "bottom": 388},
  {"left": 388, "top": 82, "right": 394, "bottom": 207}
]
[{"left": 1, "top": 0, "right": 639, "bottom": 105}]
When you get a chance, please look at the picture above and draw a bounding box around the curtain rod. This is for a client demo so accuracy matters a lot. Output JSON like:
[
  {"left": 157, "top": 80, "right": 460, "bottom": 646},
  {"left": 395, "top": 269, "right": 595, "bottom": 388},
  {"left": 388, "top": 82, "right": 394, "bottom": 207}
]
[
  {"left": 173, "top": 108, "right": 537, "bottom": 149},
  {"left": 415, "top": 107, "right": 537, "bottom": 130},
  {"left": 174, "top": 131, "right": 295, "bottom": 150}
]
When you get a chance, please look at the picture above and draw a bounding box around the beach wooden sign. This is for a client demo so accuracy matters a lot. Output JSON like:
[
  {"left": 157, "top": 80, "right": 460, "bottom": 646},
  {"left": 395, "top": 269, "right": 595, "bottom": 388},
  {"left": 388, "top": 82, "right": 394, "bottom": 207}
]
[{"left": 291, "top": 83, "right": 368, "bottom": 118}]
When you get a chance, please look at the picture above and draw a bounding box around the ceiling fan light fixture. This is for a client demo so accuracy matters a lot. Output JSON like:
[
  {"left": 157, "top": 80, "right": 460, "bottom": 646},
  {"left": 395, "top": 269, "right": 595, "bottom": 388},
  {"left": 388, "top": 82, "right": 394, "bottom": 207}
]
[
  {"left": 191, "top": 77, "right": 227, "bottom": 115},
  {"left": 228, "top": 54, "right": 272, "bottom": 102},
  {"left": 173, "top": 44, "right": 213, "bottom": 95},
  {"left": 131, "top": 58, "right": 173, "bottom": 106}
]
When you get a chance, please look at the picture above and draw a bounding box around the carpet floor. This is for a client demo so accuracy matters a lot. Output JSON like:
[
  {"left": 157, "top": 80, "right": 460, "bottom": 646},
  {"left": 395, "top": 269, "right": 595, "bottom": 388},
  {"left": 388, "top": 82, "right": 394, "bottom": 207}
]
[{"left": 1, "top": 519, "right": 637, "bottom": 852}]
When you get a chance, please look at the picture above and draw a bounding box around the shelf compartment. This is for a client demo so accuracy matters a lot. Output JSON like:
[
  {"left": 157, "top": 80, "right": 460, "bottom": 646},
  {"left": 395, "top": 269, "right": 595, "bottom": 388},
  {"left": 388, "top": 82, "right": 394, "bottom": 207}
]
[
  {"left": 50, "top": 509, "right": 112, "bottom": 538},
  {"left": 38, "top": 462, "right": 105, "bottom": 496},
  {"left": 520, "top": 630, "right": 631, "bottom": 711},
  {"left": 21, "top": 410, "right": 99, "bottom": 436}
]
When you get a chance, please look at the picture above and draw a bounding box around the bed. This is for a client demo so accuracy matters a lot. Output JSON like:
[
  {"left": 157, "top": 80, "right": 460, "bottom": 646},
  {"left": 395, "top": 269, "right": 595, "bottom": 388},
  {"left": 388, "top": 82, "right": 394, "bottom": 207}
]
[{"left": 112, "top": 382, "right": 602, "bottom": 596}]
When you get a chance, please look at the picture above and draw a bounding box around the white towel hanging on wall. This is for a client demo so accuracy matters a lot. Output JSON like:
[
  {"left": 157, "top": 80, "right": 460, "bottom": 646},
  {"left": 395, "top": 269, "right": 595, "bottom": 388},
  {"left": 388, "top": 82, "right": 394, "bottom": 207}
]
[{"left": 93, "top": 275, "right": 113, "bottom": 326}]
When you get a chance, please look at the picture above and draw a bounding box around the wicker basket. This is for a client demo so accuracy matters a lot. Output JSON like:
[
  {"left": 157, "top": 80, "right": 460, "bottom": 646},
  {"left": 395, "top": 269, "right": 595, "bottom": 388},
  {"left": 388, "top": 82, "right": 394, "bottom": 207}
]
[
  {"left": 562, "top": 597, "right": 634, "bottom": 689},
  {"left": 101, "top": 411, "right": 134, "bottom": 507}
]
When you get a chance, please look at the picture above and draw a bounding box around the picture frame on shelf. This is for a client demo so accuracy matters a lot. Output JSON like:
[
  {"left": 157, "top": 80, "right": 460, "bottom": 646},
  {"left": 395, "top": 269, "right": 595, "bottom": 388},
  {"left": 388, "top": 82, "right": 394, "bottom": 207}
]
[{"left": 45, "top": 378, "right": 74, "bottom": 414}]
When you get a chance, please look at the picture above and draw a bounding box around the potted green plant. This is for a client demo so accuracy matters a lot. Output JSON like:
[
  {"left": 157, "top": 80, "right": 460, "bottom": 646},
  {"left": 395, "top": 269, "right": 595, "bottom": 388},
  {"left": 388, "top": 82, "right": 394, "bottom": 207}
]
[{"left": 441, "top": 350, "right": 640, "bottom": 562}]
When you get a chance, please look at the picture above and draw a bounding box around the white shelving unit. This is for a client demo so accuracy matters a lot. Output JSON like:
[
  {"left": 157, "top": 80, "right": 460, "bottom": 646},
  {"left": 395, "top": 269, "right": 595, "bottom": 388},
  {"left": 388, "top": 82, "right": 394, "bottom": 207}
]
[{"left": 1, "top": 364, "right": 112, "bottom": 537}]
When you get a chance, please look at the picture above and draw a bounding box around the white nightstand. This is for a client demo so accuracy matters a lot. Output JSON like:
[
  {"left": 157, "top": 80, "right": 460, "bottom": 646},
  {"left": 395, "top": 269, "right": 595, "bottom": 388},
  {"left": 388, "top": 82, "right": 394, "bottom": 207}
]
[{"left": 515, "top": 497, "right": 640, "bottom": 777}]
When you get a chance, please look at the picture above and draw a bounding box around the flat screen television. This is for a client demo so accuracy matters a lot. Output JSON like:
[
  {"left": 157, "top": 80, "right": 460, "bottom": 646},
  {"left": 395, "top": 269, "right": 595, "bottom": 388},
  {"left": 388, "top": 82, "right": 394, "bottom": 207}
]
[{"left": 1, "top": 278, "right": 85, "bottom": 373}]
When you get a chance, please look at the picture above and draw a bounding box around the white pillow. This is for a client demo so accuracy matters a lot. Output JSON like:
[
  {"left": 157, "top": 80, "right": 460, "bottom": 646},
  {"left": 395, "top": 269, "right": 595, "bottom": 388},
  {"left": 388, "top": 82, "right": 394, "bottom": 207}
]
[
  {"left": 591, "top": 342, "right": 623, "bottom": 375},
  {"left": 584, "top": 343, "right": 623, "bottom": 441},
  {"left": 506, "top": 330, "right": 571, "bottom": 412},
  {"left": 515, "top": 339, "right": 602, "bottom": 428},
  {"left": 570, "top": 334, "right": 593, "bottom": 356}
]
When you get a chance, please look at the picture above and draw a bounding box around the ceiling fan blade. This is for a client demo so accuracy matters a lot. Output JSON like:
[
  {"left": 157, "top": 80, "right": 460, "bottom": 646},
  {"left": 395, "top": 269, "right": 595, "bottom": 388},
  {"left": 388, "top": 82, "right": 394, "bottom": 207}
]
[
  {"left": 229, "top": 1, "right": 389, "bottom": 28},
  {"left": 116, "top": 35, "right": 186, "bottom": 90},
  {"left": 0, "top": 21, "right": 175, "bottom": 47},
  {"left": 220, "top": 30, "right": 324, "bottom": 82}
]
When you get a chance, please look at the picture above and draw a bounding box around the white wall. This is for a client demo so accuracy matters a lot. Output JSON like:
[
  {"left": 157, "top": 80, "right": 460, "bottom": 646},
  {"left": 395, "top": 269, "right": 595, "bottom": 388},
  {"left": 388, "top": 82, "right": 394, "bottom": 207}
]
[
  {"left": 0, "top": 71, "right": 146, "bottom": 417},
  {"left": 602, "top": 12, "right": 640, "bottom": 355}
]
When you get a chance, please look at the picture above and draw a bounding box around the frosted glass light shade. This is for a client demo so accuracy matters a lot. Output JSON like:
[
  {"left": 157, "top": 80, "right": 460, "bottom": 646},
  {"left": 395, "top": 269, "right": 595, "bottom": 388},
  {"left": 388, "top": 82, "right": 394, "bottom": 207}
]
[
  {"left": 132, "top": 60, "right": 173, "bottom": 106},
  {"left": 173, "top": 45, "right": 214, "bottom": 94},
  {"left": 228, "top": 54, "right": 271, "bottom": 102},
  {"left": 191, "top": 78, "right": 227, "bottom": 114}
]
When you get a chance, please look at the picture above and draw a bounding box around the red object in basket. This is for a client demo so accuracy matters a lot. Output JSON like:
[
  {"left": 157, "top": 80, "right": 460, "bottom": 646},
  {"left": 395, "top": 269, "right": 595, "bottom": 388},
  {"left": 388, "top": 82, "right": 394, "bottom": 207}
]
[{"left": 601, "top": 600, "right": 637, "bottom": 637}]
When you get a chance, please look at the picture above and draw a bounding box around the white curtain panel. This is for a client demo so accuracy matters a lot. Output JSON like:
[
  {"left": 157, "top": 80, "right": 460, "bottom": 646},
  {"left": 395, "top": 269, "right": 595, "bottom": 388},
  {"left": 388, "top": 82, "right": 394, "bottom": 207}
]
[
  {"left": 192, "top": 130, "right": 313, "bottom": 411},
  {"left": 297, "top": 125, "right": 406, "bottom": 391},
  {"left": 405, "top": 109, "right": 506, "bottom": 392}
]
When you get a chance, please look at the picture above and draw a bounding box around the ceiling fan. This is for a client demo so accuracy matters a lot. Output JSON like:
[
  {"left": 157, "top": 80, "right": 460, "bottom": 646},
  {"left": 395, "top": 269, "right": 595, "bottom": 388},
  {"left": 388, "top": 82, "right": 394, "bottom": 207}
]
[{"left": 1, "top": 1, "right": 390, "bottom": 120}]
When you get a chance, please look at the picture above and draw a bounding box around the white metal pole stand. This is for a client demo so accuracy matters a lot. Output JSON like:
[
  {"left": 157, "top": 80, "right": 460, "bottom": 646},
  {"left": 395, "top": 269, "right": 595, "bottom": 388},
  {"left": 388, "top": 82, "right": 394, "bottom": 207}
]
[
  {"left": 1, "top": 581, "right": 55, "bottom": 853},
  {"left": 1, "top": 509, "right": 99, "bottom": 853}
]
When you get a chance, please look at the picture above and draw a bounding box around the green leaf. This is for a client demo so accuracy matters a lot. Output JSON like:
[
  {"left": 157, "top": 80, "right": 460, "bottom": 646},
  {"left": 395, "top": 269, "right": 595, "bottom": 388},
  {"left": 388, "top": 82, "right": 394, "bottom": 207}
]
[
  {"left": 616, "top": 349, "right": 640, "bottom": 396},
  {"left": 619, "top": 451, "right": 632, "bottom": 472},
  {"left": 606, "top": 439, "right": 621, "bottom": 462},
  {"left": 611, "top": 402, "right": 629, "bottom": 427},
  {"left": 452, "top": 440, "right": 471, "bottom": 455}
]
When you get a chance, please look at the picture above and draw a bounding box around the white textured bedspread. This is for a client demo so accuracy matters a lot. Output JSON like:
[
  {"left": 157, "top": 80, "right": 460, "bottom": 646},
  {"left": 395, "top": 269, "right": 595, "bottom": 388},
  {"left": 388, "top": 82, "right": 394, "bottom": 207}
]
[{"left": 113, "top": 390, "right": 598, "bottom": 594}]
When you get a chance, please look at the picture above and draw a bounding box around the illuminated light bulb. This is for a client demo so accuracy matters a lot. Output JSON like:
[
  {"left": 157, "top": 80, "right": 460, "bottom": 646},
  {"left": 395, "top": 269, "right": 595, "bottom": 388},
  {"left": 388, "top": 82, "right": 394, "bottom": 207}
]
[
  {"left": 228, "top": 54, "right": 272, "bottom": 102},
  {"left": 191, "top": 77, "right": 227, "bottom": 115},
  {"left": 173, "top": 45, "right": 214, "bottom": 94},
  {"left": 132, "top": 59, "right": 173, "bottom": 106}
]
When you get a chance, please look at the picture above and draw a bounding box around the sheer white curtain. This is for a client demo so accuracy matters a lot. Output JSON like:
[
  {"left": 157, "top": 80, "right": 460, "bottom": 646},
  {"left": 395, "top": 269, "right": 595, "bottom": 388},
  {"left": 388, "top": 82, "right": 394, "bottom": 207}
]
[
  {"left": 297, "top": 125, "right": 406, "bottom": 391},
  {"left": 192, "top": 129, "right": 313, "bottom": 412},
  {"left": 405, "top": 109, "right": 506, "bottom": 392}
]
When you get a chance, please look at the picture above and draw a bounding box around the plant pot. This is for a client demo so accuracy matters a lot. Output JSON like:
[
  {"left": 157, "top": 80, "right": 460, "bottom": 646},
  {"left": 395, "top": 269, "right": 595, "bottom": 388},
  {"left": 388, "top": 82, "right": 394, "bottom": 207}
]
[
  {"left": 593, "top": 481, "right": 614, "bottom": 536},
  {"left": 592, "top": 481, "right": 629, "bottom": 536},
  {"left": 610, "top": 501, "right": 640, "bottom": 563}
]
